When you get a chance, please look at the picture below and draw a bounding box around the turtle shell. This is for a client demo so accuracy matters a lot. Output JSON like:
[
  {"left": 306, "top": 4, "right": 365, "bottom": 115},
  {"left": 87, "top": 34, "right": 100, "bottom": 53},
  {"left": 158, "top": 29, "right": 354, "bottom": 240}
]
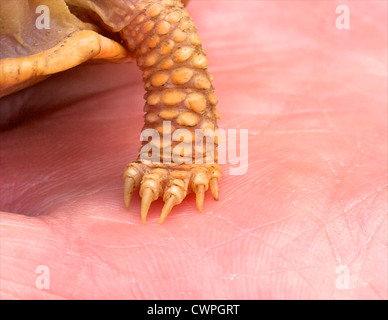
[
  {"left": 0, "top": 0, "right": 135, "bottom": 98},
  {"left": 0, "top": 0, "right": 191, "bottom": 98}
]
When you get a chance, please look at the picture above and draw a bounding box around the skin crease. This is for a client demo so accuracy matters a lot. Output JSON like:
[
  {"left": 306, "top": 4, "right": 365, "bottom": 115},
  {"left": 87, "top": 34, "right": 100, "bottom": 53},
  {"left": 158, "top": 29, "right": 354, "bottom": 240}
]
[{"left": 0, "top": 0, "right": 387, "bottom": 299}]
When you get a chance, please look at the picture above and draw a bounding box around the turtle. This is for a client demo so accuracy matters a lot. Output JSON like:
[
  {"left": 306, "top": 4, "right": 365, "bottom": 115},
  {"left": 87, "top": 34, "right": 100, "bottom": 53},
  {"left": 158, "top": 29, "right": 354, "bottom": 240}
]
[{"left": 0, "top": 0, "right": 221, "bottom": 224}]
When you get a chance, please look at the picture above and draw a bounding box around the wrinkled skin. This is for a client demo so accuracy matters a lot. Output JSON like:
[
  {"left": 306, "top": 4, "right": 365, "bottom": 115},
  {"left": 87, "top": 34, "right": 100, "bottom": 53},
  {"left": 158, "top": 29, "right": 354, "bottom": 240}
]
[{"left": 0, "top": 0, "right": 387, "bottom": 299}]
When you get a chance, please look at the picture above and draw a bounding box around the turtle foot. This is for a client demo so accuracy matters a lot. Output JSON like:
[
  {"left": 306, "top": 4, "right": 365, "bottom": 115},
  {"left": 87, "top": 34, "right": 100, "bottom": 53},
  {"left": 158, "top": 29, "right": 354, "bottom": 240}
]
[{"left": 123, "top": 161, "right": 220, "bottom": 224}]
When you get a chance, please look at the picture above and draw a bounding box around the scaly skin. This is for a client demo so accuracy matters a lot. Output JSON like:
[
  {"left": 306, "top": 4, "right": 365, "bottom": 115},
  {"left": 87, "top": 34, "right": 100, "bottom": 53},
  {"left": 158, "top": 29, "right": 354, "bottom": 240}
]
[
  {"left": 118, "top": 0, "right": 221, "bottom": 224},
  {"left": 0, "top": 0, "right": 221, "bottom": 224}
]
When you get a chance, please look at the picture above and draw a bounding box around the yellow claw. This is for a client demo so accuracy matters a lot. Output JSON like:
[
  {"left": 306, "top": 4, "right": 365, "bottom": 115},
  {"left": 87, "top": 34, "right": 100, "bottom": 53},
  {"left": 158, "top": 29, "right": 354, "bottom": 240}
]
[
  {"left": 124, "top": 177, "right": 134, "bottom": 210},
  {"left": 210, "top": 177, "right": 219, "bottom": 201},
  {"left": 159, "top": 195, "right": 178, "bottom": 224},
  {"left": 141, "top": 188, "right": 155, "bottom": 225},
  {"left": 195, "top": 184, "right": 205, "bottom": 212},
  {"left": 124, "top": 162, "right": 221, "bottom": 223}
]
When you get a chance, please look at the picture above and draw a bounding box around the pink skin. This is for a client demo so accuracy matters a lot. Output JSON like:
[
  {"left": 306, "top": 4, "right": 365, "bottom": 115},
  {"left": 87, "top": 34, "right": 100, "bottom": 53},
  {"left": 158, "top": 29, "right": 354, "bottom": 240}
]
[{"left": 0, "top": 0, "right": 386, "bottom": 299}]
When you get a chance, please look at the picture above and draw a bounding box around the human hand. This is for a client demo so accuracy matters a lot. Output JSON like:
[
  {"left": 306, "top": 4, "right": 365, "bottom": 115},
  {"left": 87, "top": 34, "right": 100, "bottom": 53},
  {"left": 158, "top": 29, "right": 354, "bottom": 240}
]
[{"left": 1, "top": 0, "right": 386, "bottom": 299}]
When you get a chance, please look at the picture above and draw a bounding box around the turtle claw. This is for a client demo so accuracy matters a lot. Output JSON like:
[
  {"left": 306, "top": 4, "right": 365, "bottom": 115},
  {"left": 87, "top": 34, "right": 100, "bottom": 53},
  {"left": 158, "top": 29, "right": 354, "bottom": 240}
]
[
  {"left": 123, "top": 162, "right": 221, "bottom": 224},
  {"left": 124, "top": 177, "right": 134, "bottom": 210},
  {"left": 159, "top": 195, "right": 178, "bottom": 224},
  {"left": 140, "top": 188, "right": 155, "bottom": 225},
  {"left": 195, "top": 185, "right": 205, "bottom": 213},
  {"left": 210, "top": 177, "right": 219, "bottom": 201}
]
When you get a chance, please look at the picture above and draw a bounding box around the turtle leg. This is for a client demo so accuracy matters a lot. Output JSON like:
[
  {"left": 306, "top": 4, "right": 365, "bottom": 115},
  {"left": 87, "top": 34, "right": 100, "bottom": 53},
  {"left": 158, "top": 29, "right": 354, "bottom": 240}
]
[{"left": 122, "top": 0, "right": 221, "bottom": 224}]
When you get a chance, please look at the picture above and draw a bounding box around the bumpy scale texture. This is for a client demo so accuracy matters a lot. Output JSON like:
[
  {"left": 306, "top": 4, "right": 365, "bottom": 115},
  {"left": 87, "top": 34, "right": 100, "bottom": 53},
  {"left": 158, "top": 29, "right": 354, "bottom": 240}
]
[{"left": 122, "top": 0, "right": 221, "bottom": 224}]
